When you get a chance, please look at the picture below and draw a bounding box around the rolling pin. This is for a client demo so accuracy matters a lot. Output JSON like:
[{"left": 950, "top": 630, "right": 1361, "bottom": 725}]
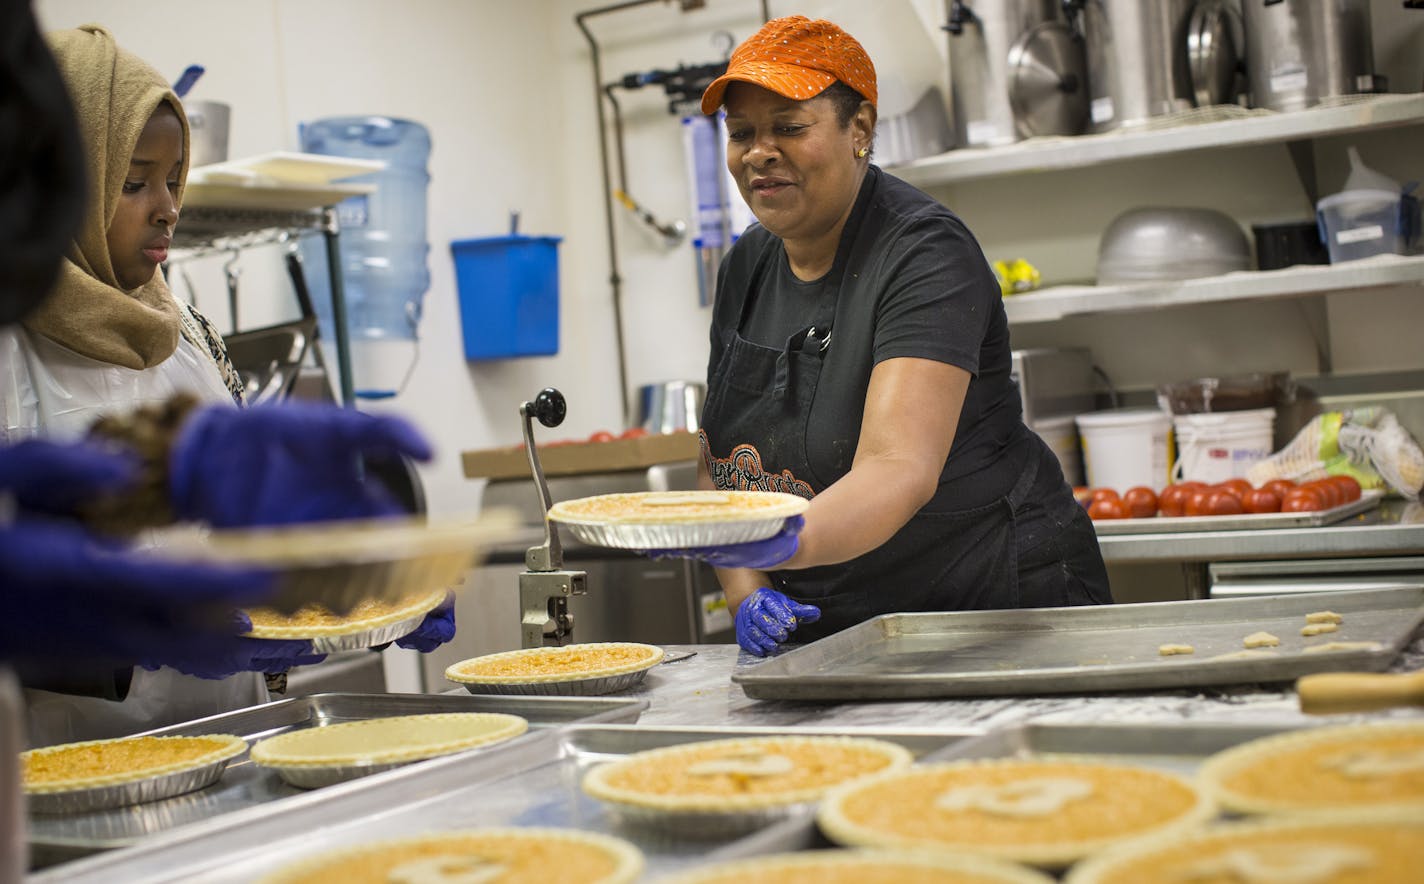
[{"left": 1297, "top": 671, "right": 1424, "bottom": 715}]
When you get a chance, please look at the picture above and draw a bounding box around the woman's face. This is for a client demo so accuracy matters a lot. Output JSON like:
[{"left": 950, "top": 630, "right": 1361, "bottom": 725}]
[
  {"left": 107, "top": 103, "right": 183, "bottom": 290},
  {"left": 723, "top": 82, "right": 871, "bottom": 248}
]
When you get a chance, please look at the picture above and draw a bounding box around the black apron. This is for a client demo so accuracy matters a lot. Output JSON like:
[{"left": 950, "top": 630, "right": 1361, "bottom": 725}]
[{"left": 701, "top": 187, "right": 1111, "bottom": 642}]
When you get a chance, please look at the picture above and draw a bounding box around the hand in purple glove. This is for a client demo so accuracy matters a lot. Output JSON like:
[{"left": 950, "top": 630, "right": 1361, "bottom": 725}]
[
  {"left": 394, "top": 591, "right": 456, "bottom": 653},
  {"left": 0, "top": 518, "right": 275, "bottom": 667},
  {"left": 645, "top": 515, "right": 803, "bottom": 571},
  {"left": 0, "top": 438, "right": 136, "bottom": 518},
  {"left": 144, "top": 611, "right": 326, "bottom": 680},
  {"left": 734, "top": 586, "right": 820, "bottom": 657},
  {"left": 169, "top": 402, "right": 434, "bottom": 529}
]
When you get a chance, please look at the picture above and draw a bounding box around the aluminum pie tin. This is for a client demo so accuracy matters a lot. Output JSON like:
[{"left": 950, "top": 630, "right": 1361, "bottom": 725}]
[
  {"left": 548, "top": 491, "right": 808, "bottom": 550},
  {"left": 608, "top": 801, "right": 816, "bottom": 841},
  {"left": 250, "top": 712, "right": 529, "bottom": 790},
  {"left": 24, "top": 735, "right": 246, "bottom": 814},
  {"left": 142, "top": 510, "right": 519, "bottom": 615},
  {"left": 446, "top": 643, "right": 664, "bottom": 696},
  {"left": 242, "top": 590, "right": 446, "bottom": 654}
]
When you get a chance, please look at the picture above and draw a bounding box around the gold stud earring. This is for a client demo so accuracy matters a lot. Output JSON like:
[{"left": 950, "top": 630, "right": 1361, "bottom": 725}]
[{"left": 856, "top": 147, "right": 868, "bottom": 158}]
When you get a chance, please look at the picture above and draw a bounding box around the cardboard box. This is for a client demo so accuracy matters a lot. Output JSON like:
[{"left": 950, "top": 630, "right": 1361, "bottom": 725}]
[{"left": 462, "top": 431, "right": 700, "bottom": 480}]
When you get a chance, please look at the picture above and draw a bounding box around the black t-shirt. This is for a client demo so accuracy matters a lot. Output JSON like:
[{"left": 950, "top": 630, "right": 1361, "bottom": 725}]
[{"left": 709, "top": 165, "right": 1025, "bottom": 509}]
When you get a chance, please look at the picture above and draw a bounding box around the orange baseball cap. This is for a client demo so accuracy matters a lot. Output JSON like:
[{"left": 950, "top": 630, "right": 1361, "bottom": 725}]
[{"left": 700, "top": 15, "right": 877, "bottom": 115}]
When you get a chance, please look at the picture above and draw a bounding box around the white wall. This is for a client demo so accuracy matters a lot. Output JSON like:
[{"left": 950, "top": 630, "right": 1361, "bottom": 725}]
[{"left": 34, "top": 0, "right": 1424, "bottom": 518}]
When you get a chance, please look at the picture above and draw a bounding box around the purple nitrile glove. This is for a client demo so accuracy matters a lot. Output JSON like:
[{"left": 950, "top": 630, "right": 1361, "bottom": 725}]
[
  {"left": 0, "top": 438, "right": 137, "bottom": 517},
  {"left": 168, "top": 402, "right": 433, "bottom": 529},
  {"left": 645, "top": 515, "right": 803, "bottom": 571},
  {"left": 144, "top": 611, "right": 326, "bottom": 680},
  {"left": 0, "top": 517, "right": 275, "bottom": 667},
  {"left": 734, "top": 586, "right": 821, "bottom": 657},
  {"left": 394, "top": 591, "right": 457, "bottom": 653}
]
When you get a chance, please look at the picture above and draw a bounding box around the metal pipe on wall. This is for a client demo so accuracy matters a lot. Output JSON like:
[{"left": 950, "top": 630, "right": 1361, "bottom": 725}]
[{"left": 573, "top": 0, "right": 770, "bottom": 428}]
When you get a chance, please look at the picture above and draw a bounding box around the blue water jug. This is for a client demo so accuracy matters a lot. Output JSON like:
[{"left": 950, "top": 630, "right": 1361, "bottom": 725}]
[{"left": 298, "top": 116, "right": 431, "bottom": 399}]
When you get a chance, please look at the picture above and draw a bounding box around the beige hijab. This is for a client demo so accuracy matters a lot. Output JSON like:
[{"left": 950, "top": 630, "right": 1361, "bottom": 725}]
[{"left": 24, "top": 24, "right": 189, "bottom": 369}]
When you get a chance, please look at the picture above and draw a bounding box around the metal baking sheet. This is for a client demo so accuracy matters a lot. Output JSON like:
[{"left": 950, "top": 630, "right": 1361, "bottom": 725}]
[
  {"left": 733, "top": 586, "right": 1424, "bottom": 701},
  {"left": 696, "top": 719, "right": 1314, "bottom": 861},
  {"left": 30, "top": 725, "right": 975, "bottom": 884},
  {"left": 1092, "top": 489, "right": 1383, "bottom": 535},
  {"left": 27, "top": 691, "right": 646, "bottom": 867}
]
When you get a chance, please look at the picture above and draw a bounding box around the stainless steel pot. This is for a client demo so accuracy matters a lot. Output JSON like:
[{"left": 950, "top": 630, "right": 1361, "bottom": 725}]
[
  {"left": 1080, "top": 0, "right": 1198, "bottom": 132},
  {"left": 945, "top": 0, "right": 1087, "bottom": 147},
  {"left": 637, "top": 380, "right": 706, "bottom": 434},
  {"left": 184, "top": 99, "right": 230, "bottom": 167},
  {"left": 1241, "top": 0, "right": 1378, "bottom": 112}
]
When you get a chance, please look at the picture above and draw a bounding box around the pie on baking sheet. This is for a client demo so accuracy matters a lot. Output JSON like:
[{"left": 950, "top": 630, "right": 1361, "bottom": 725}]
[
  {"left": 548, "top": 490, "right": 808, "bottom": 525},
  {"left": 445, "top": 642, "right": 664, "bottom": 685},
  {"left": 250, "top": 713, "right": 528, "bottom": 772},
  {"left": 21, "top": 734, "right": 246, "bottom": 794},
  {"left": 582, "top": 736, "right": 913, "bottom": 813},
  {"left": 816, "top": 758, "right": 1213, "bottom": 869},
  {"left": 1064, "top": 811, "right": 1424, "bottom": 884},
  {"left": 243, "top": 589, "right": 447, "bottom": 639},
  {"left": 664, "top": 848, "right": 1055, "bottom": 884},
  {"left": 258, "top": 828, "right": 643, "bottom": 884},
  {"left": 1196, "top": 721, "right": 1424, "bottom": 816}
]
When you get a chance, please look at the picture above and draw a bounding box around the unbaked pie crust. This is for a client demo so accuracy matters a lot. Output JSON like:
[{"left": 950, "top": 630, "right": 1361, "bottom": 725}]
[
  {"left": 548, "top": 490, "right": 808, "bottom": 525},
  {"left": 1196, "top": 721, "right": 1424, "bottom": 816},
  {"left": 21, "top": 734, "right": 246, "bottom": 793},
  {"left": 1065, "top": 811, "right": 1424, "bottom": 884},
  {"left": 244, "top": 589, "right": 447, "bottom": 639},
  {"left": 816, "top": 758, "right": 1214, "bottom": 869},
  {"left": 582, "top": 735, "right": 912, "bottom": 813},
  {"left": 250, "top": 713, "right": 528, "bottom": 770},
  {"left": 664, "top": 848, "right": 1055, "bottom": 884},
  {"left": 446, "top": 642, "right": 664, "bottom": 685},
  {"left": 259, "top": 827, "right": 643, "bottom": 884}
]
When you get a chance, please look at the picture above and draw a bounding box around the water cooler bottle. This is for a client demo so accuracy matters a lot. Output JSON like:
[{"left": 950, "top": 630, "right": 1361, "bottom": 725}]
[{"left": 299, "top": 116, "right": 431, "bottom": 399}]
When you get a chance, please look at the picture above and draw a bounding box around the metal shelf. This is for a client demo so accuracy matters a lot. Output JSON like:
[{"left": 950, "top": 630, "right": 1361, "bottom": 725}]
[
  {"left": 1003, "top": 254, "right": 1424, "bottom": 324},
  {"left": 892, "top": 93, "right": 1424, "bottom": 188}
]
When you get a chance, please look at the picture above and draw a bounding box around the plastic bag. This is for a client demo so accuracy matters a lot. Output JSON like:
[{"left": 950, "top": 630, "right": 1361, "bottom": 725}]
[{"left": 1245, "top": 407, "right": 1424, "bottom": 500}]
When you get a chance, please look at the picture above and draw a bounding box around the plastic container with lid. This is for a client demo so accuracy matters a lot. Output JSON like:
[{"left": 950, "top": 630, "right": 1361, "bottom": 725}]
[
  {"left": 1315, "top": 188, "right": 1420, "bottom": 264},
  {"left": 1075, "top": 408, "right": 1174, "bottom": 491}
]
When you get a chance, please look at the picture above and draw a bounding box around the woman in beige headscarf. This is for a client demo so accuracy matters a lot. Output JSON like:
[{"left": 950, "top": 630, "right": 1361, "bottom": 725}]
[
  {"left": 3, "top": 24, "right": 264, "bottom": 744},
  {"left": 1, "top": 23, "right": 243, "bottom": 446}
]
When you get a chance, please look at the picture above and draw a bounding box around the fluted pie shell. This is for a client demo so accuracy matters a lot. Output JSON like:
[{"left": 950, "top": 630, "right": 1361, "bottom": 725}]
[
  {"left": 664, "top": 849, "right": 1055, "bottom": 884},
  {"left": 250, "top": 713, "right": 528, "bottom": 770},
  {"left": 582, "top": 736, "right": 913, "bottom": 813},
  {"left": 1065, "top": 811, "right": 1424, "bottom": 884},
  {"left": 1196, "top": 721, "right": 1424, "bottom": 816},
  {"left": 21, "top": 734, "right": 246, "bottom": 793},
  {"left": 817, "top": 758, "right": 1214, "bottom": 869},
  {"left": 446, "top": 642, "right": 664, "bottom": 685},
  {"left": 548, "top": 490, "right": 807, "bottom": 525},
  {"left": 243, "top": 588, "right": 446, "bottom": 639},
  {"left": 259, "top": 828, "right": 643, "bottom": 884}
]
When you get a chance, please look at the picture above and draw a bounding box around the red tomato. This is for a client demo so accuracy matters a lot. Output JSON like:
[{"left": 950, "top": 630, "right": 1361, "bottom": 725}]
[
  {"left": 618, "top": 427, "right": 650, "bottom": 439},
  {"left": 1122, "top": 486, "right": 1159, "bottom": 519},
  {"left": 1088, "top": 498, "right": 1130, "bottom": 520},
  {"left": 1184, "top": 487, "right": 1215, "bottom": 517},
  {"left": 1306, "top": 479, "right": 1342, "bottom": 509},
  {"left": 1158, "top": 484, "right": 1191, "bottom": 517},
  {"left": 588, "top": 430, "right": 616, "bottom": 443},
  {"left": 1242, "top": 488, "right": 1282, "bottom": 514},
  {"left": 1091, "top": 488, "right": 1122, "bottom": 504},
  {"left": 1263, "top": 479, "right": 1296, "bottom": 500},
  {"left": 1327, "top": 475, "right": 1362, "bottom": 503},
  {"left": 1204, "top": 490, "right": 1245, "bottom": 516},
  {"left": 1281, "top": 486, "right": 1327, "bottom": 512},
  {"left": 1216, "top": 478, "right": 1253, "bottom": 500}
]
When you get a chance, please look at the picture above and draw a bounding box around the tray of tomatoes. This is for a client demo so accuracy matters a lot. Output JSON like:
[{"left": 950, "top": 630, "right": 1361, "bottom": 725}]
[{"left": 1080, "top": 476, "right": 1384, "bottom": 534}]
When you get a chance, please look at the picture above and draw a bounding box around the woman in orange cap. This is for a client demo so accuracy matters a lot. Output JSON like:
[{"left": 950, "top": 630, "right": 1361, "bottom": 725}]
[{"left": 667, "top": 16, "right": 1111, "bottom": 656}]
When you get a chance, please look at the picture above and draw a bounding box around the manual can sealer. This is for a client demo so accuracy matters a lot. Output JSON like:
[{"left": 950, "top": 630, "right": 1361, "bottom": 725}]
[{"left": 516, "top": 388, "right": 588, "bottom": 648}]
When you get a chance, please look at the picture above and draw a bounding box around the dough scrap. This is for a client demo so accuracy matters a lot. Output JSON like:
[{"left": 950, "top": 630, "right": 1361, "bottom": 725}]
[
  {"left": 1303, "top": 641, "right": 1382, "bottom": 654},
  {"left": 1159, "top": 644, "right": 1195, "bottom": 656},
  {"left": 1243, "top": 631, "right": 1281, "bottom": 649},
  {"left": 1301, "top": 623, "right": 1339, "bottom": 637},
  {"left": 1305, "top": 611, "right": 1343, "bottom": 625}
]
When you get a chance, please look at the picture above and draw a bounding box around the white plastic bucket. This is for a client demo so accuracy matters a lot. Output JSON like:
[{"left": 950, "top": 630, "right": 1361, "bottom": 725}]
[
  {"left": 1172, "top": 407, "right": 1276, "bottom": 484},
  {"left": 1075, "top": 408, "right": 1174, "bottom": 491}
]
